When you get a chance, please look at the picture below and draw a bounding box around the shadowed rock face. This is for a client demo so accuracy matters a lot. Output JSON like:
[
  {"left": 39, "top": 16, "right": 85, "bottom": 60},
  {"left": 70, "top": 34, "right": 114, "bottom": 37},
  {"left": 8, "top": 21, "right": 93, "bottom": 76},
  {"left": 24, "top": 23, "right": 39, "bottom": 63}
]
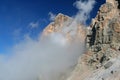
[
  {"left": 116, "top": 0, "right": 120, "bottom": 9},
  {"left": 86, "top": 0, "right": 120, "bottom": 48},
  {"left": 85, "top": 0, "right": 120, "bottom": 69}
]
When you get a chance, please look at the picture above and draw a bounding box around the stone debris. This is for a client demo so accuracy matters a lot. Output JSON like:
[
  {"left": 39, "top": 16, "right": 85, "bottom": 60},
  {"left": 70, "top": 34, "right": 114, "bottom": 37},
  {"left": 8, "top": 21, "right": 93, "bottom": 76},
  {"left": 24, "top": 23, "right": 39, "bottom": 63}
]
[{"left": 104, "top": 61, "right": 113, "bottom": 69}]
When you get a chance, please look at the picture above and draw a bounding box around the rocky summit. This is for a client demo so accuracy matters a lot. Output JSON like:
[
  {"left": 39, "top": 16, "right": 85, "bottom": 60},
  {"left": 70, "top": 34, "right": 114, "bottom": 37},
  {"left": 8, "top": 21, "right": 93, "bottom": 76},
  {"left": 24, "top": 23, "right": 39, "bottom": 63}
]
[{"left": 42, "top": 13, "right": 86, "bottom": 43}]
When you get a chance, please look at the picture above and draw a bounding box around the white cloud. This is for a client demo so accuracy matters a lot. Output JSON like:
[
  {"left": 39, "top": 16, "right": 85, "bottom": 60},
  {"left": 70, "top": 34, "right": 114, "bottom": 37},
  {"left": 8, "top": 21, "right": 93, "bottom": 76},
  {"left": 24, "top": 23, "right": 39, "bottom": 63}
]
[
  {"left": 73, "top": 0, "right": 96, "bottom": 24},
  {"left": 48, "top": 12, "right": 56, "bottom": 21},
  {"left": 60, "top": 0, "right": 96, "bottom": 38},
  {"left": 0, "top": 33, "right": 85, "bottom": 80},
  {"left": 29, "top": 21, "right": 39, "bottom": 29}
]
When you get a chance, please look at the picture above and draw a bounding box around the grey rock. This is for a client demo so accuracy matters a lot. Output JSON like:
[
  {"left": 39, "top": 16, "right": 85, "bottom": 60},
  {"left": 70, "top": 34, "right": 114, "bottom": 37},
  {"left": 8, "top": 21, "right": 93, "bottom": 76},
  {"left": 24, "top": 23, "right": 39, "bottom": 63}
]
[{"left": 104, "top": 61, "right": 113, "bottom": 69}]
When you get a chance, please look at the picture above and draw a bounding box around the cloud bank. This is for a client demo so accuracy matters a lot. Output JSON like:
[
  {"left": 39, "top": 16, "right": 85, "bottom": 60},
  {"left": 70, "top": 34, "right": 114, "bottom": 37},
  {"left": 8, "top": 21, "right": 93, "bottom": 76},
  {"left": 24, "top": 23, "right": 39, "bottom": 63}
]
[
  {"left": 29, "top": 21, "right": 39, "bottom": 29},
  {"left": 0, "top": 33, "right": 85, "bottom": 80},
  {"left": 0, "top": 0, "right": 95, "bottom": 80}
]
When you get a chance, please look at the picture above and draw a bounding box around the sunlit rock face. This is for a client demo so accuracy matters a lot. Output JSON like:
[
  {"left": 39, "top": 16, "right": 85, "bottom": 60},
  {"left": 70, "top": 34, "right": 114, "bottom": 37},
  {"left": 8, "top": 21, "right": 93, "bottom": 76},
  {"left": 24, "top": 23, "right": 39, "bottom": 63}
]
[
  {"left": 67, "top": 0, "right": 120, "bottom": 80},
  {"left": 42, "top": 13, "right": 86, "bottom": 44}
]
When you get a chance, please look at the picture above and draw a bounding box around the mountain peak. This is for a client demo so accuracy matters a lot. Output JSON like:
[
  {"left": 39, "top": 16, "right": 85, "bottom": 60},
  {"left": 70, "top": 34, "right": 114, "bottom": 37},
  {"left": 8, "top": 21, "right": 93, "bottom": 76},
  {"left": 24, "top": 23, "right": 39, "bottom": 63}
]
[
  {"left": 42, "top": 13, "right": 86, "bottom": 43},
  {"left": 54, "top": 13, "right": 72, "bottom": 24},
  {"left": 55, "top": 13, "right": 70, "bottom": 18},
  {"left": 55, "top": 13, "right": 65, "bottom": 18}
]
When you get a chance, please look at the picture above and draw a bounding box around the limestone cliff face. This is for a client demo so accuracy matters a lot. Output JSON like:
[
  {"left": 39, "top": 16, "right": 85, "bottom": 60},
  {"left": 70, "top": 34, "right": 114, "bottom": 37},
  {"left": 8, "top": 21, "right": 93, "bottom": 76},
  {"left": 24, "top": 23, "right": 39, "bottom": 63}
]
[
  {"left": 85, "top": 0, "right": 120, "bottom": 68},
  {"left": 42, "top": 13, "right": 86, "bottom": 43},
  {"left": 67, "top": 0, "right": 120, "bottom": 80}
]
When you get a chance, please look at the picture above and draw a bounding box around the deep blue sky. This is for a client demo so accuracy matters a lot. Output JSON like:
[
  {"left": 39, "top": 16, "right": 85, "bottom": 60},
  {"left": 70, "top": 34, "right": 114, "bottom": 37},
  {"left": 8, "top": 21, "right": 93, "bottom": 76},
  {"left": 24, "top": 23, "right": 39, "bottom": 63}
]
[{"left": 0, "top": 0, "right": 105, "bottom": 53}]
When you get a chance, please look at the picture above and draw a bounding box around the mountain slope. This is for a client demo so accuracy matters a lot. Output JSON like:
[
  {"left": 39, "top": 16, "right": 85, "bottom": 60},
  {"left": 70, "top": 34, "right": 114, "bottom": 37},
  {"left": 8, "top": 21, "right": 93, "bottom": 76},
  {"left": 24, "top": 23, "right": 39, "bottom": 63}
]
[
  {"left": 67, "top": 0, "right": 120, "bottom": 80},
  {"left": 41, "top": 0, "right": 120, "bottom": 80}
]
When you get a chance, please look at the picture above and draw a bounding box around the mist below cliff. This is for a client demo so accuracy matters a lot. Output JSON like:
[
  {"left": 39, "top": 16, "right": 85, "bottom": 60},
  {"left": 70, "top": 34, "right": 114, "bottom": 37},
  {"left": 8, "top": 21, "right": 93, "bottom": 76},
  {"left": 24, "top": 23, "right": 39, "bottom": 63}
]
[{"left": 0, "top": 33, "right": 85, "bottom": 80}]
